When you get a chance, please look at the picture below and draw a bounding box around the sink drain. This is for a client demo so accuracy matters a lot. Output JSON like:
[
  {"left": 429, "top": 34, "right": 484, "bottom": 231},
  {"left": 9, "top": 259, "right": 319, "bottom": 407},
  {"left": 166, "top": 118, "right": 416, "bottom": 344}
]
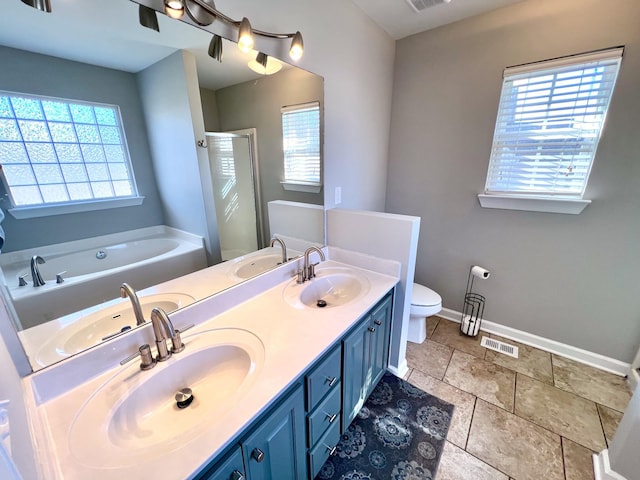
[
  {"left": 316, "top": 299, "right": 327, "bottom": 308},
  {"left": 175, "top": 388, "right": 194, "bottom": 409}
]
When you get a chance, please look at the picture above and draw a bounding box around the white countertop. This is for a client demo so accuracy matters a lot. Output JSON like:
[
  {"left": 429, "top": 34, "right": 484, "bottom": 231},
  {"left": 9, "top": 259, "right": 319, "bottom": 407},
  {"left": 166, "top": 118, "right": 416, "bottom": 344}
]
[{"left": 28, "top": 256, "right": 399, "bottom": 479}]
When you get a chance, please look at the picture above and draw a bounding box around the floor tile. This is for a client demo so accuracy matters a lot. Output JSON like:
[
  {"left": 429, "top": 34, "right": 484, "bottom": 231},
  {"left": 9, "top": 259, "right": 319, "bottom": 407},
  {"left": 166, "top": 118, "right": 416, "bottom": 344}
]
[
  {"left": 431, "top": 319, "right": 486, "bottom": 358},
  {"left": 435, "top": 440, "right": 508, "bottom": 480},
  {"left": 467, "top": 400, "right": 564, "bottom": 480},
  {"left": 403, "top": 367, "right": 413, "bottom": 380},
  {"left": 406, "top": 339, "right": 453, "bottom": 380},
  {"left": 562, "top": 437, "right": 595, "bottom": 480},
  {"left": 514, "top": 374, "right": 606, "bottom": 451},
  {"left": 597, "top": 403, "right": 623, "bottom": 446},
  {"left": 485, "top": 334, "right": 553, "bottom": 384},
  {"left": 427, "top": 315, "right": 440, "bottom": 339},
  {"left": 408, "top": 369, "right": 476, "bottom": 449},
  {"left": 444, "top": 350, "right": 515, "bottom": 412},
  {"left": 552, "top": 355, "right": 631, "bottom": 412}
]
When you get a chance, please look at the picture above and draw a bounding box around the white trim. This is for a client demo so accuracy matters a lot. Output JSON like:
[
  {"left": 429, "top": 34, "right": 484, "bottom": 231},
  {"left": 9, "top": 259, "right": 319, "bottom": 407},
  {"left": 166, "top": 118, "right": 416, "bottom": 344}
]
[
  {"left": 387, "top": 358, "right": 409, "bottom": 380},
  {"left": 629, "top": 368, "right": 639, "bottom": 391},
  {"left": 593, "top": 450, "right": 628, "bottom": 480},
  {"left": 280, "top": 181, "right": 322, "bottom": 193},
  {"left": 477, "top": 194, "right": 590, "bottom": 215},
  {"left": 8, "top": 196, "right": 144, "bottom": 219},
  {"left": 505, "top": 47, "right": 624, "bottom": 76},
  {"left": 439, "top": 307, "right": 631, "bottom": 378}
]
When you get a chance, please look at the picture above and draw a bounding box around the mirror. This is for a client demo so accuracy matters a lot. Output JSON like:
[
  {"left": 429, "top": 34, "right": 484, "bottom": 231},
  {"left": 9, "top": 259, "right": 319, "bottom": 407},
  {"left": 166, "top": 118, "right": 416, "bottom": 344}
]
[{"left": 0, "top": 0, "right": 324, "bottom": 371}]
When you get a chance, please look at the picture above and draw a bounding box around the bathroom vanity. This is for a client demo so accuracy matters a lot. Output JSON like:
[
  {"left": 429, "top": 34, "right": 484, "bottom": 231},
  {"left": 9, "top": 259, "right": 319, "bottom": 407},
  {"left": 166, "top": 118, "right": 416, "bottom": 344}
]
[{"left": 25, "top": 253, "right": 399, "bottom": 480}]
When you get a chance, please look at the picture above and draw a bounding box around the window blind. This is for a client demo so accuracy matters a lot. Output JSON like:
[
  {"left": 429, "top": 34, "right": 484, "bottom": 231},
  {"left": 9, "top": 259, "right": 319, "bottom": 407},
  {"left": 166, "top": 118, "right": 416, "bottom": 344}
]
[
  {"left": 281, "top": 102, "right": 320, "bottom": 185},
  {"left": 484, "top": 48, "right": 623, "bottom": 197}
]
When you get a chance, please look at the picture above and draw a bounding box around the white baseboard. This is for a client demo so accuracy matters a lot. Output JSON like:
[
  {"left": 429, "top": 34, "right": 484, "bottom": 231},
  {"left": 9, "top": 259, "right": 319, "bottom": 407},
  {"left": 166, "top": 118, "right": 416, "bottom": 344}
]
[
  {"left": 388, "top": 358, "right": 409, "bottom": 379},
  {"left": 593, "top": 450, "right": 628, "bottom": 480},
  {"left": 439, "top": 308, "right": 632, "bottom": 378}
]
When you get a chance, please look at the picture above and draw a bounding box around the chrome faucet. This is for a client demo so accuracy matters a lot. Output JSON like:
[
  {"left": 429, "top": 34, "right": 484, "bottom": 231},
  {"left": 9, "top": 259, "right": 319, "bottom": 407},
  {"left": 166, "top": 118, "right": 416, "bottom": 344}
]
[
  {"left": 30, "top": 255, "right": 46, "bottom": 287},
  {"left": 120, "top": 283, "right": 145, "bottom": 326},
  {"left": 150, "top": 307, "right": 180, "bottom": 362},
  {"left": 270, "top": 236, "right": 288, "bottom": 264},
  {"left": 301, "top": 246, "right": 326, "bottom": 283}
]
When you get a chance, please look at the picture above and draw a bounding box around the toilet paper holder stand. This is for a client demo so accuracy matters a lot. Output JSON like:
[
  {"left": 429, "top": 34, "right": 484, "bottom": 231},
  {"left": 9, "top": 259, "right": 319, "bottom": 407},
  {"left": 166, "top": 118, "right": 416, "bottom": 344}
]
[{"left": 460, "top": 265, "right": 489, "bottom": 337}]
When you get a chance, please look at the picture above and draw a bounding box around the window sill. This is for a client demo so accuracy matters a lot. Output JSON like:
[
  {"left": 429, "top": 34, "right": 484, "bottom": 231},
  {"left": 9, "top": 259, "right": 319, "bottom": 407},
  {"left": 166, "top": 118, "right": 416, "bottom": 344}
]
[
  {"left": 280, "top": 181, "right": 322, "bottom": 194},
  {"left": 8, "top": 196, "right": 145, "bottom": 219},
  {"left": 477, "top": 194, "right": 590, "bottom": 215}
]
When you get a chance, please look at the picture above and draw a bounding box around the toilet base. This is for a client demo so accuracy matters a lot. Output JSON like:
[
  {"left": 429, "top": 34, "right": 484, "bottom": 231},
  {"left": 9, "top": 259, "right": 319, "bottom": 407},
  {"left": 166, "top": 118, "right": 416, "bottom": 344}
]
[{"left": 407, "top": 314, "right": 427, "bottom": 344}]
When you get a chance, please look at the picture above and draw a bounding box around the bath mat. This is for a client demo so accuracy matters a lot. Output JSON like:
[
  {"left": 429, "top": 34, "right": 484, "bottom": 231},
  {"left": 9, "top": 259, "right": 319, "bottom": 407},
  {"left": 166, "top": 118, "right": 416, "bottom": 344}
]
[{"left": 316, "top": 372, "right": 454, "bottom": 480}]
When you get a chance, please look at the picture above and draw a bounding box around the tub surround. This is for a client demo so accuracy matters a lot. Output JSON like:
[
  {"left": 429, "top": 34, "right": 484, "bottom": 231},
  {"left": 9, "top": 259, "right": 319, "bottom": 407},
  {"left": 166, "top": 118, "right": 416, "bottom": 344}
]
[{"left": 25, "top": 249, "right": 400, "bottom": 479}]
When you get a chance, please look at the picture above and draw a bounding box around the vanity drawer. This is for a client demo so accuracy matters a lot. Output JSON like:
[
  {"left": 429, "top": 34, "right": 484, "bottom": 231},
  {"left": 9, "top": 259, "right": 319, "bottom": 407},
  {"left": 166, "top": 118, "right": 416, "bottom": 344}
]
[
  {"left": 306, "top": 345, "right": 341, "bottom": 410},
  {"left": 307, "top": 381, "right": 341, "bottom": 446},
  {"left": 308, "top": 418, "right": 341, "bottom": 479}
]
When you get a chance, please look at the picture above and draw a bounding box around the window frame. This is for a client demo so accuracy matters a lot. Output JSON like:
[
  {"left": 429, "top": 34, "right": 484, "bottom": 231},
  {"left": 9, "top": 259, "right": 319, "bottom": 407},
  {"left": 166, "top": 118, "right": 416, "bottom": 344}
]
[
  {"left": 0, "top": 91, "right": 143, "bottom": 219},
  {"left": 280, "top": 101, "right": 322, "bottom": 194},
  {"left": 479, "top": 47, "right": 623, "bottom": 214}
]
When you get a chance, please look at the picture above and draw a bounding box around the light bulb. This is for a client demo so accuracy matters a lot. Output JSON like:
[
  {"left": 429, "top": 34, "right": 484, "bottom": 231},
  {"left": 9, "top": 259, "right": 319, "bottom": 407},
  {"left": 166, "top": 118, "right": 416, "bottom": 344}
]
[
  {"left": 164, "top": 0, "right": 184, "bottom": 19},
  {"left": 289, "top": 31, "right": 304, "bottom": 61},
  {"left": 237, "top": 17, "right": 254, "bottom": 54}
]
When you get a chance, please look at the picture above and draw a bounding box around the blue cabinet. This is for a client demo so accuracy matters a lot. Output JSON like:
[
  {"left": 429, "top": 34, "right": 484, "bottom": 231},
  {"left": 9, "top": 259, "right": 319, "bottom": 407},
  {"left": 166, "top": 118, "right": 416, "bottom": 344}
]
[
  {"left": 342, "top": 293, "right": 393, "bottom": 432},
  {"left": 198, "top": 446, "right": 245, "bottom": 480}
]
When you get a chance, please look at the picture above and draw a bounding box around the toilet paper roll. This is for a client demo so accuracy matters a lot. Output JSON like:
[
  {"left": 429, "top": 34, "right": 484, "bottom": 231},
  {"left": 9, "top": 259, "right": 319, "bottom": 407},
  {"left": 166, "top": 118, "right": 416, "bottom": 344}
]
[{"left": 471, "top": 265, "right": 490, "bottom": 279}]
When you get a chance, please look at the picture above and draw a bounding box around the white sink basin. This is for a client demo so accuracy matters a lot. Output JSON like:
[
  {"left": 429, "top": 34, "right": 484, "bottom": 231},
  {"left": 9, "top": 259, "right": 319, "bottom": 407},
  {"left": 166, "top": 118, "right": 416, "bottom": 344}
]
[
  {"left": 36, "top": 293, "right": 195, "bottom": 366},
  {"left": 283, "top": 267, "right": 371, "bottom": 309},
  {"left": 69, "top": 328, "right": 265, "bottom": 468},
  {"left": 230, "top": 253, "right": 284, "bottom": 279}
]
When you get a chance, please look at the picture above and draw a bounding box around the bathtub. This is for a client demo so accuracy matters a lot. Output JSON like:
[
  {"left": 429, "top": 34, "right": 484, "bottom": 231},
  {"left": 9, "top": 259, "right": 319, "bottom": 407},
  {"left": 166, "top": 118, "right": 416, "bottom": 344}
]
[{"left": 0, "top": 226, "right": 207, "bottom": 329}]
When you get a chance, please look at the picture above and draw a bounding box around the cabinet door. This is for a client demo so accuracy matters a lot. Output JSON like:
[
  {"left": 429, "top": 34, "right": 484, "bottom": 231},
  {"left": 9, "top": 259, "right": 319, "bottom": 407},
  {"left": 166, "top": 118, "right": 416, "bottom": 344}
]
[
  {"left": 368, "top": 294, "right": 393, "bottom": 394},
  {"left": 196, "top": 445, "right": 245, "bottom": 480},
  {"left": 242, "top": 385, "right": 306, "bottom": 480},
  {"left": 341, "top": 318, "right": 370, "bottom": 432}
]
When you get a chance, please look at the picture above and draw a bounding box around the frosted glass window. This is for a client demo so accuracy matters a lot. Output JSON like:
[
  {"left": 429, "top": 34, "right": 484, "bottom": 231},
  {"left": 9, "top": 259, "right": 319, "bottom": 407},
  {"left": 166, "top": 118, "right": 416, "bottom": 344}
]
[{"left": 0, "top": 91, "right": 138, "bottom": 208}]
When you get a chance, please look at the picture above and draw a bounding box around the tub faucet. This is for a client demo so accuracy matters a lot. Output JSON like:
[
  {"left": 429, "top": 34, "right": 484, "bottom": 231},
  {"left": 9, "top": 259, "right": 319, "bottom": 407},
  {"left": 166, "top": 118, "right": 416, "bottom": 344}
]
[
  {"left": 150, "top": 307, "right": 178, "bottom": 362},
  {"left": 120, "top": 283, "right": 145, "bottom": 326},
  {"left": 30, "top": 256, "right": 46, "bottom": 287},
  {"left": 302, "top": 246, "right": 326, "bottom": 282},
  {"left": 270, "top": 236, "right": 287, "bottom": 264}
]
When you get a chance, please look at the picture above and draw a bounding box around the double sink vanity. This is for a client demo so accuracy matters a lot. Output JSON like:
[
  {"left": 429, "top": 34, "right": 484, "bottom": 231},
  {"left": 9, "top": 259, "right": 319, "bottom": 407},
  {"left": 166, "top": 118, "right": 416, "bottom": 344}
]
[{"left": 26, "top": 248, "right": 400, "bottom": 479}]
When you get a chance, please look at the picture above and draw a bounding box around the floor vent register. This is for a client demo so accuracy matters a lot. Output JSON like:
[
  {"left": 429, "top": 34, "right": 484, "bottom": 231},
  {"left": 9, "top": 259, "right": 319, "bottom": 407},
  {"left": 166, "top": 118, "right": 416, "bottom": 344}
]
[{"left": 480, "top": 336, "right": 519, "bottom": 359}]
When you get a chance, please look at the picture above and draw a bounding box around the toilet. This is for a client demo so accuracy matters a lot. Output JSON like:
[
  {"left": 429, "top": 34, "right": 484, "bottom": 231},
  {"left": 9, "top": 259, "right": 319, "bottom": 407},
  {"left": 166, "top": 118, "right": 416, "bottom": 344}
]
[{"left": 407, "top": 282, "right": 442, "bottom": 344}]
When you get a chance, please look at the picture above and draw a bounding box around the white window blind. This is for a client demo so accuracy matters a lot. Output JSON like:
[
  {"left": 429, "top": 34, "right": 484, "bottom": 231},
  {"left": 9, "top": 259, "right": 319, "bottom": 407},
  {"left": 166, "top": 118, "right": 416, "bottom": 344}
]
[
  {"left": 484, "top": 48, "right": 623, "bottom": 198},
  {"left": 281, "top": 102, "right": 321, "bottom": 185},
  {"left": 0, "top": 92, "right": 138, "bottom": 209}
]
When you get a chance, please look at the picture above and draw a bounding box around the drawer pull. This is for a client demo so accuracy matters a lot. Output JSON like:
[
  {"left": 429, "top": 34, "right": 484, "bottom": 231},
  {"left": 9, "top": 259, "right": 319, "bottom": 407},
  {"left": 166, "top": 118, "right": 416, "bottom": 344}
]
[
  {"left": 368, "top": 327, "right": 376, "bottom": 333},
  {"left": 374, "top": 319, "right": 382, "bottom": 326},
  {"left": 230, "top": 471, "right": 245, "bottom": 480},
  {"left": 324, "top": 412, "right": 338, "bottom": 423},
  {"left": 326, "top": 376, "right": 338, "bottom": 387},
  {"left": 325, "top": 444, "right": 337, "bottom": 456},
  {"left": 251, "top": 448, "right": 265, "bottom": 463}
]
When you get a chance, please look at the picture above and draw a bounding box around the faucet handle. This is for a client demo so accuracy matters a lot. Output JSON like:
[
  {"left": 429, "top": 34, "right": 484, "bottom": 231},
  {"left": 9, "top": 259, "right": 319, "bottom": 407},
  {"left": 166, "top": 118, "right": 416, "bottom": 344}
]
[
  {"left": 296, "top": 269, "right": 305, "bottom": 284},
  {"left": 307, "top": 262, "right": 320, "bottom": 279},
  {"left": 18, "top": 274, "right": 28, "bottom": 287},
  {"left": 120, "top": 344, "right": 157, "bottom": 370},
  {"left": 56, "top": 271, "right": 66, "bottom": 284},
  {"left": 170, "top": 324, "right": 195, "bottom": 354}
]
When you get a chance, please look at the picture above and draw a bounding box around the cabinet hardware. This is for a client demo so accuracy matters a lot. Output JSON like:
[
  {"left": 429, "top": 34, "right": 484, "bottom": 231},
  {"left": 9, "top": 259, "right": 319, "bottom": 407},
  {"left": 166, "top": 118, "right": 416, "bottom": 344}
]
[
  {"left": 324, "top": 444, "right": 337, "bottom": 456},
  {"left": 368, "top": 327, "right": 376, "bottom": 333},
  {"left": 230, "top": 470, "right": 245, "bottom": 480},
  {"left": 374, "top": 319, "right": 382, "bottom": 326},
  {"left": 251, "top": 448, "right": 265, "bottom": 463},
  {"left": 326, "top": 376, "right": 338, "bottom": 387},
  {"left": 324, "top": 412, "right": 338, "bottom": 423}
]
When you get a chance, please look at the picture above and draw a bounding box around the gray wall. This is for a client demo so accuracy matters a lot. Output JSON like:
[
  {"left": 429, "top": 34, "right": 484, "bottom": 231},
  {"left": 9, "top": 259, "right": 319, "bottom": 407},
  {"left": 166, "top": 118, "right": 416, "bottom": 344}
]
[
  {"left": 204, "top": 67, "right": 324, "bottom": 240},
  {"left": 0, "top": 46, "right": 164, "bottom": 252},
  {"left": 386, "top": 0, "right": 640, "bottom": 362},
  {"left": 137, "top": 51, "right": 221, "bottom": 264}
]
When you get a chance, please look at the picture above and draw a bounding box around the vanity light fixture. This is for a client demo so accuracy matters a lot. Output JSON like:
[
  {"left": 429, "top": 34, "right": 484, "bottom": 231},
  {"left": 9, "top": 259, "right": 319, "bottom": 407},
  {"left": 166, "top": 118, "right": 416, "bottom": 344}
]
[
  {"left": 20, "top": 0, "right": 51, "bottom": 12},
  {"left": 156, "top": 0, "right": 305, "bottom": 61},
  {"left": 208, "top": 34, "right": 223, "bottom": 62},
  {"left": 164, "top": 0, "right": 184, "bottom": 19},
  {"left": 139, "top": 5, "right": 160, "bottom": 32},
  {"left": 248, "top": 52, "right": 283, "bottom": 75}
]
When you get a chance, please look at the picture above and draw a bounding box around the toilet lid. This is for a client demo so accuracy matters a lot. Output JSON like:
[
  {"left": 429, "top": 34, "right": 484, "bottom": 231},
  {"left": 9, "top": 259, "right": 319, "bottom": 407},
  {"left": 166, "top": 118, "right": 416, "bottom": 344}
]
[{"left": 412, "top": 283, "right": 442, "bottom": 307}]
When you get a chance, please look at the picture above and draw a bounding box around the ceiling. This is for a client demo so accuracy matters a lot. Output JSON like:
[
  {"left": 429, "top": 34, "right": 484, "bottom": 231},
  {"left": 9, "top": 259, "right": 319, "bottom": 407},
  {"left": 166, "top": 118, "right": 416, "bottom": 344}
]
[{"left": 351, "top": 0, "right": 526, "bottom": 39}]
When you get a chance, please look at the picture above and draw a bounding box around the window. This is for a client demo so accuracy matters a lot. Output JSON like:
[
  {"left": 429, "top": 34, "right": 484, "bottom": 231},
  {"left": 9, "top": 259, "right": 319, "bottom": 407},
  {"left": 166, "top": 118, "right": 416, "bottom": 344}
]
[
  {"left": 479, "top": 47, "right": 623, "bottom": 214},
  {"left": 0, "top": 92, "right": 141, "bottom": 218},
  {"left": 281, "top": 102, "right": 321, "bottom": 193}
]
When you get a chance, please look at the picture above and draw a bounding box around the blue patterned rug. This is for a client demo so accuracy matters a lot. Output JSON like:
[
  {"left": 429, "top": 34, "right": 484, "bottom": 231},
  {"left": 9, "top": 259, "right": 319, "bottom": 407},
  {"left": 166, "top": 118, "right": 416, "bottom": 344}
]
[{"left": 316, "top": 372, "right": 454, "bottom": 480}]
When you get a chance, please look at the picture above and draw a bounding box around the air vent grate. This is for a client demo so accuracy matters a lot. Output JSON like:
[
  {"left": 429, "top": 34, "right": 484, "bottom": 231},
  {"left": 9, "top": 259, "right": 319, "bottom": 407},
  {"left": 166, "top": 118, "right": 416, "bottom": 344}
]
[
  {"left": 480, "top": 336, "right": 519, "bottom": 359},
  {"left": 405, "top": 0, "right": 449, "bottom": 13}
]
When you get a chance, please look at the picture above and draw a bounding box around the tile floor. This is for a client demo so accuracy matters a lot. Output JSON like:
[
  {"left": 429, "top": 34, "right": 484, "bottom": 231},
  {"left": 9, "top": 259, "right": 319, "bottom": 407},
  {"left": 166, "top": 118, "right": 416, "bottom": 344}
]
[{"left": 404, "top": 317, "right": 632, "bottom": 480}]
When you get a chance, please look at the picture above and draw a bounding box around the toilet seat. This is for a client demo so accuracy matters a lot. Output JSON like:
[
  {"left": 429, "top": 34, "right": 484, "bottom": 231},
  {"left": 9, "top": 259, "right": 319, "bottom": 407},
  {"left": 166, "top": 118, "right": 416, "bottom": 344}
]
[{"left": 412, "top": 283, "right": 442, "bottom": 308}]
